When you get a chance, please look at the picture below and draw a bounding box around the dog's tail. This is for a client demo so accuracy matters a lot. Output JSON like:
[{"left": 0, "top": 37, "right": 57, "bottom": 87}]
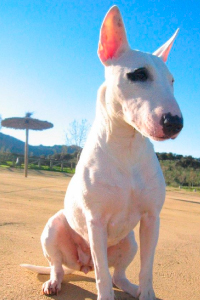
[
  {"left": 20, "top": 264, "right": 73, "bottom": 275},
  {"left": 20, "top": 264, "right": 51, "bottom": 274}
]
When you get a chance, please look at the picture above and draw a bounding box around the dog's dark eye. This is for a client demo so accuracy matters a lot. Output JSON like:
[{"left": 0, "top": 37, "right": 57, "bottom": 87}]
[{"left": 127, "top": 68, "right": 149, "bottom": 82}]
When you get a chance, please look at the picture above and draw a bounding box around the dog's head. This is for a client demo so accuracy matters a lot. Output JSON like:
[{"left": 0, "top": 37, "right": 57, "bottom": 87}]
[{"left": 98, "top": 6, "right": 183, "bottom": 141}]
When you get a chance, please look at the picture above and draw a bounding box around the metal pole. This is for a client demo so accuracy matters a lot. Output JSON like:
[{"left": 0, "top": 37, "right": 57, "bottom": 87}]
[{"left": 24, "top": 128, "right": 29, "bottom": 177}]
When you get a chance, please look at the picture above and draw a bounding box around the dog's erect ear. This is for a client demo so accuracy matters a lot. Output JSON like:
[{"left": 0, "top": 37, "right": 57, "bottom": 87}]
[
  {"left": 98, "top": 6, "right": 129, "bottom": 65},
  {"left": 153, "top": 29, "right": 179, "bottom": 62}
]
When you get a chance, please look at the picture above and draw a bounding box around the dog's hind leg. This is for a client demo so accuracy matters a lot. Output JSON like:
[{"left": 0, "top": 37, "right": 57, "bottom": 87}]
[
  {"left": 108, "top": 231, "right": 139, "bottom": 298},
  {"left": 41, "top": 212, "right": 66, "bottom": 295},
  {"left": 40, "top": 210, "right": 78, "bottom": 295},
  {"left": 42, "top": 253, "right": 64, "bottom": 295}
]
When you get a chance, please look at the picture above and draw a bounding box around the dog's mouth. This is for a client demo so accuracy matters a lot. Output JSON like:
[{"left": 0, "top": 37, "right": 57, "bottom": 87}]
[
  {"left": 129, "top": 120, "right": 180, "bottom": 142},
  {"left": 142, "top": 120, "right": 181, "bottom": 141},
  {"left": 150, "top": 133, "right": 178, "bottom": 141}
]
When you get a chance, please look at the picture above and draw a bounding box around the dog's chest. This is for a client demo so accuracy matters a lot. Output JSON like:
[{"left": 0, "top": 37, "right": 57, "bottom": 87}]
[
  {"left": 67, "top": 158, "right": 163, "bottom": 245},
  {"left": 65, "top": 134, "right": 165, "bottom": 245},
  {"left": 88, "top": 166, "right": 154, "bottom": 242}
]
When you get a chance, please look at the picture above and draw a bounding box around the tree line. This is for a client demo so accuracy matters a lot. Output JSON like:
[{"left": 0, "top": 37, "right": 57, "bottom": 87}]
[
  {"left": 157, "top": 152, "right": 200, "bottom": 169},
  {"left": 0, "top": 150, "right": 199, "bottom": 188},
  {"left": 1, "top": 116, "right": 200, "bottom": 187},
  {"left": 157, "top": 153, "right": 200, "bottom": 188}
]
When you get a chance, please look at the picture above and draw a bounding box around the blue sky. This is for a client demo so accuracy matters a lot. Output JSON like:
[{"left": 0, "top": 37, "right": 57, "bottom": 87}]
[{"left": 0, "top": 0, "right": 200, "bottom": 157}]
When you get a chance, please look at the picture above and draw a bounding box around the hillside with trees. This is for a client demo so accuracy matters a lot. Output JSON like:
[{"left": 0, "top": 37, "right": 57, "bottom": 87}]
[
  {"left": 157, "top": 153, "right": 200, "bottom": 188},
  {"left": 0, "top": 133, "right": 80, "bottom": 156}
]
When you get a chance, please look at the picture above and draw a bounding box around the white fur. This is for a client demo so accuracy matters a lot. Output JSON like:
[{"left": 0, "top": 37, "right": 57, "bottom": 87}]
[{"left": 22, "top": 6, "right": 182, "bottom": 300}]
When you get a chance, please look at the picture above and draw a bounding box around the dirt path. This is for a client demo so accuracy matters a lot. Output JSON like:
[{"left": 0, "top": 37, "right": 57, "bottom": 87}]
[{"left": 0, "top": 168, "right": 199, "bottom": 300}]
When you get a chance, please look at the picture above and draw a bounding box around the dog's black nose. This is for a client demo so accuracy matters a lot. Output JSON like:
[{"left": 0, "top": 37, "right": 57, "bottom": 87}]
[{"left": 161, "top": 113, "right": 183, "bottom": 137}]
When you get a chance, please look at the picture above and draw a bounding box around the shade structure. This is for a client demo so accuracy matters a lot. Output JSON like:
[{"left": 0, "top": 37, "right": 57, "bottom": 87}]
[
  {"left": 1, "top": 115, "right": 53, "bottom": 177},
  {"left": 1, "top": 117, "right": 53, "bottom": 131}
]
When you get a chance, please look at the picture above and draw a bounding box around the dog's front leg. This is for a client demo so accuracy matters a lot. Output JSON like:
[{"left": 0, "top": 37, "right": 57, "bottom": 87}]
[
  {"left": 87, "top": 218, "right": 114, "bottom": 300},
  {"left": 138, "top": 213, "right": 160, "bottom": 300}
]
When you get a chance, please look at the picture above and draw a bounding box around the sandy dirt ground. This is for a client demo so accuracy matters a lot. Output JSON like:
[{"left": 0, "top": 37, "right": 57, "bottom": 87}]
[{"left": 0, "top": 167, "right": 199, "bottom": 300}]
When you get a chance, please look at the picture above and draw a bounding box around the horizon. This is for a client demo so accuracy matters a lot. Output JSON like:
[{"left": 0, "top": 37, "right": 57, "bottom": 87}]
[
  {"left": 0, "top": 1, "right": 199, "bottom": 157},
  {"left": 1, "top": 131, "right": 199, "bottom": 159}
]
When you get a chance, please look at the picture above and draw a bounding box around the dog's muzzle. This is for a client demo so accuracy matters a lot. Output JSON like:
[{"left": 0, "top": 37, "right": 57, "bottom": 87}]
[{"left": 160, "top": 113, "right": 183, "bottom": 138}]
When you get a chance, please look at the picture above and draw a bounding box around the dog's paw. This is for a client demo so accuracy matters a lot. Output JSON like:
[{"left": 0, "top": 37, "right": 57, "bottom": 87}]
[
  {"left": 97, "top": 290, "right": 115, "bottom": 300},
  {"left": 42, "top": 279, "right": 61, "bottom": 295},
  {"left": 138, "top": 288, "right": 156, "bottom": 300}
]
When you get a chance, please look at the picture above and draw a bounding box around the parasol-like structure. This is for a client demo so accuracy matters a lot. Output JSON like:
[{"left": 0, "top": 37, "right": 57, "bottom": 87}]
[{"left": 1, "top": 113, "right": 53, "bottom": 177}]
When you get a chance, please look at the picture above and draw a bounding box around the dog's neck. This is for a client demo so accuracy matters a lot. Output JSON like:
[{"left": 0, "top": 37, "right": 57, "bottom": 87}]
[{"left": 93, "top": 83, "right": 151, "bottom": 169}]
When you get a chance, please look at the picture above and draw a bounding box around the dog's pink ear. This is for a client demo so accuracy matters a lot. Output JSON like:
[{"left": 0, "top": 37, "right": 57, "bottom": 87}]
[
  {"left": 153, "top": 29, "right": 179, "bottom": 62},
  {"left": 98, "top": 6, "right": 129, "bottom": 65}
]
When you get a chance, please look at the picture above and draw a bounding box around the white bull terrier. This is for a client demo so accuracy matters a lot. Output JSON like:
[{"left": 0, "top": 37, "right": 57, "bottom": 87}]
[{"left": 21, "top": 6, "right": 183, "bottom": 300}]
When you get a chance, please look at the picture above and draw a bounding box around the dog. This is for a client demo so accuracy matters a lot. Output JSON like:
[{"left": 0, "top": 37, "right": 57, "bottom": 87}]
[{"left": 21, "top": 6, "right": 183, "bottom": 300}]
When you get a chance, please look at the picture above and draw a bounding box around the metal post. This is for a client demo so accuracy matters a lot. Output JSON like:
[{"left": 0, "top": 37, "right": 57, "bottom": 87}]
[
  {"left": 50, "top": 159, "right": 53, "bottom": 170},
  {"left": 24, "top": 128, "right": 29, "bottom": 177}
]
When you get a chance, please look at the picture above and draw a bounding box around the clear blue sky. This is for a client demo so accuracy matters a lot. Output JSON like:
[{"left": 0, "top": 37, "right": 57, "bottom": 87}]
[{"left": 0, "top": 0, "right": 200, "bottom": 157}]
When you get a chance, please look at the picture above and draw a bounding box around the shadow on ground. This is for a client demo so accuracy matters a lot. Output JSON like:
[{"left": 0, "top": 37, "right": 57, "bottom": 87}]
[
  {"left": 38, "top": 273, "right": 163, "bottom": 300},
  {"left": 174, "top": 198, "right": 200, "bottom": 205}
]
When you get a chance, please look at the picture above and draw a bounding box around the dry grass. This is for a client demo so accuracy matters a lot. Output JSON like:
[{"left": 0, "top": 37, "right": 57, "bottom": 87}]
[{"left": 0, "top": 168, "right": 199, "bottom": 300}]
